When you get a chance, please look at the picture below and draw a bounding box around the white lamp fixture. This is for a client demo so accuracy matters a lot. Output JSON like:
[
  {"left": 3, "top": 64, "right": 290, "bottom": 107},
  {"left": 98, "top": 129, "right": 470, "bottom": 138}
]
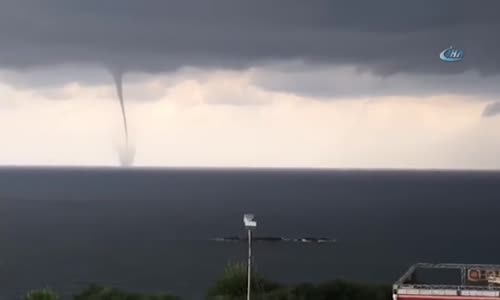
[
  {"left": 244, "top": 214, "right": 257, "bottom": 229},
  {"left": 243, "top": 213, "right": 257, "bottom": 300}
]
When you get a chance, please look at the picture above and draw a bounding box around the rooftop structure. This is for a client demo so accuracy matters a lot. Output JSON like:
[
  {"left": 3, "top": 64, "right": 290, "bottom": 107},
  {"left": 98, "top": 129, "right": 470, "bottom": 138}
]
[{"left": 394, "top": 263, "right": 500, "bottom": 300}]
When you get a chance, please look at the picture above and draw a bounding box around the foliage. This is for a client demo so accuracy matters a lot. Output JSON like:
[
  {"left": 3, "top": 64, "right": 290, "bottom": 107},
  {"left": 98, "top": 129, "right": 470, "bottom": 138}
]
[
  {"left": 25, "top": 288, "right": 61, "bottom": 300},
  {"left": 207, "top": 262, "right": 392, "bottom": 300},
  {"left": 289, "top": 280, "right": 392, "bottom": 300},
  {"left": 23, "top": 263, "right": 392, "bottom": 300},
  {"left": 73, "top": 284, "right": 180, "bottom": 300},
  {"left": 207, "top": 262, "right": 281, "bottom": 299}
]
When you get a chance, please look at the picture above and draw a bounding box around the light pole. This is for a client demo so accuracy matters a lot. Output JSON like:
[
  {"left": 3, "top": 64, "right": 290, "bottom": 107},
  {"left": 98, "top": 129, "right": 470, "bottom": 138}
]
[{"left": 243, "top": 214, "right": 257, "bottom": 300}]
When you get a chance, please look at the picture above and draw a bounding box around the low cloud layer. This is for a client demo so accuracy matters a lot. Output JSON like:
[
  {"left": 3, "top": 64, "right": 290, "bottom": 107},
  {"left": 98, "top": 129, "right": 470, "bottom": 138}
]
[
  {"left": 0, "top": 0, "right": 499, "bottom": 76},
  {"left": 251, "top": 64, "right": 500, "bottom": 100},
  {"left": 1, "top": 0, "right": 500, "bottom": 119}
]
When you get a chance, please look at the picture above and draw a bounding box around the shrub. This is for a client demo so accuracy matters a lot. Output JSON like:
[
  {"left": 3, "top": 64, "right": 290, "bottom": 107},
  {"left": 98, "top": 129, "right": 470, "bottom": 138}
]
[
  {"left": 73, "top": 284, "right": 180, "bottom": 300},
  {"left": 208, "top": 262, "right": 392, "bottom": 300},
  {"left": 298, "top": 280, "right": 392, "bottom": 300},
  {"left": 207, "top": 262, "right": 281, "bottom": 299},
  {"left": 25, "top": 288, "right": 61, "bottom": 300}
]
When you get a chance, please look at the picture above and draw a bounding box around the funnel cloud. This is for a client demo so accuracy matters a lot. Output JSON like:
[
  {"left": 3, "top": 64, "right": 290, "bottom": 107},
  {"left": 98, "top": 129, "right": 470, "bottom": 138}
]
[{"left": 111, "top": 68, "right": 135, "bottom": 166}]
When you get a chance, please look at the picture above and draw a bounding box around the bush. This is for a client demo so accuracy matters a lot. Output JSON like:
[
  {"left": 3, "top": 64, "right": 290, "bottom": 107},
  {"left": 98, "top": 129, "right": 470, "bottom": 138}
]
[
  {"left": 73, "top": 284, "right": 180, "bottom": 300},
  {"left": 208, "top": 262, "right": 392, "bottom": 300},
  {"left": 24, "top": 267, "right": 392, "bottom": 300},
  {"left": 283, "top": 280, "right": 391, "bottom": 300},
  {"left": 207, "top": 262, "right": 281, "bottom": 299},
  {"left": 25, "top": 288, "right": 61, "bottom": 300}
]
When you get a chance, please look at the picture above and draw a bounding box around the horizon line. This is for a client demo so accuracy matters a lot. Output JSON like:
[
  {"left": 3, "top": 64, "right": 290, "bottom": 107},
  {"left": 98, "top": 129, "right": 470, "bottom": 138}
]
[{"left": 0, "top": 164, "right": 500, "bottom": 173}]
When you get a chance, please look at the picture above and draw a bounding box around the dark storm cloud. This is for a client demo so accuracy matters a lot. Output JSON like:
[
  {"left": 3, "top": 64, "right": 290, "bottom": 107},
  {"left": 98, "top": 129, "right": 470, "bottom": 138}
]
[
  {"left": 0, "top": 0, "right": 499, "bottom": 76},
  {"left": 251, "top": 66, "right": 500, "bottom": 100}
]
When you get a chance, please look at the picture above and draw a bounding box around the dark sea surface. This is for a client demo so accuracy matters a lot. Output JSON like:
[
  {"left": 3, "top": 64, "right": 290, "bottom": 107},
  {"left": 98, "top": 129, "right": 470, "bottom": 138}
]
[{"left": 0, "top": 167, "right": 500, "bottom": 299}]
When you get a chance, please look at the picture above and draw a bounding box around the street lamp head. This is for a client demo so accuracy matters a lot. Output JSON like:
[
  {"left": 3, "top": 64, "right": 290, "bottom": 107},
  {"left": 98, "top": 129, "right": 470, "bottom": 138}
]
[{"left": 243, "top": 214, "right": 257, "bottom": 229}]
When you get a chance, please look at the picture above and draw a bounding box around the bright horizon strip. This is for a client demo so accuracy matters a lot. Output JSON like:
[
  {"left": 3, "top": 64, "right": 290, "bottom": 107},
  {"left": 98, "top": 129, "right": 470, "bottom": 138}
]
[{"left": 0, "top": 67, "right": 499, "bottom": 170}]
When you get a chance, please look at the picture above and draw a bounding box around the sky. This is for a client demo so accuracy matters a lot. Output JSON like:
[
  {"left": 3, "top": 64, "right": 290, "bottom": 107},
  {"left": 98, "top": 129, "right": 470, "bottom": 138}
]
[{"left": 1, "top": 0, "right": 500, "bottom": 169}]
